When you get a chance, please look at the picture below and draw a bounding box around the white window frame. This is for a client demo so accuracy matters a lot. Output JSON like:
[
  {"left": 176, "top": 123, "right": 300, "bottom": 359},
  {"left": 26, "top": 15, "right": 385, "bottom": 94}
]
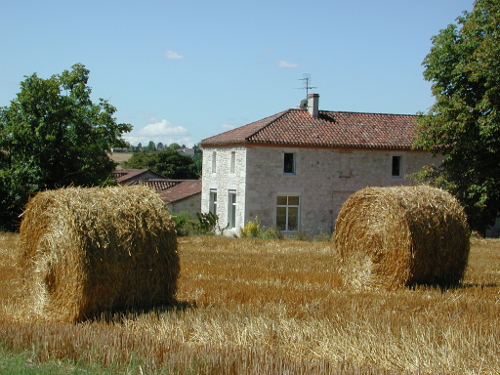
[
  {"left": 392, "top": 155, "right": 402, "bottom": 178},
  {"left": 283, "top": 152, "right": 296, "bottom": 175},
  {"left": 228, "top": 190, "right": 237, "bottom": 228},
  {"left": 230, "top": 151, "right": 236, "bottom": 174},
  {"left": 276, "top": 194, "right": 301, "bottom": 232},
  {"left": 212, "top": 151, "right": 217, "bottom": 174},
  {"left": 209, "top": 189, "right": 217, "bottom": 216}
]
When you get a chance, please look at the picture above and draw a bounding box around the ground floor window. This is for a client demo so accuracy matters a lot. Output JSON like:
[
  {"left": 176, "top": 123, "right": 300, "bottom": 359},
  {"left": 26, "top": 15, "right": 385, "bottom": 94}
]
[
  {"left": 276, "top": 195, "right": 300, "bottom": 231},
  {"left": 209, "top": 189, "right": 217, "bottom": 215},
  {"left": 228, "top": 190, "right": 236, "bottom": 228}
]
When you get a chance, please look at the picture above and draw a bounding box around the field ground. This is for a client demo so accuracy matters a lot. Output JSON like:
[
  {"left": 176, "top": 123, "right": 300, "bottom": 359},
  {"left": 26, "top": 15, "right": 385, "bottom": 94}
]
[
  {"left": 1, "top": 234, "right": 500, "bottom": 374},
  {"left": 108, "top": 152, "right": 133, "bottom": 169}
]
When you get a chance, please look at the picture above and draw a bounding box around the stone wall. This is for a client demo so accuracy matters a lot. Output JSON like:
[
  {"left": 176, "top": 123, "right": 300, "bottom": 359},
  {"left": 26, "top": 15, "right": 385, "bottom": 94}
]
[
  {"left": 202, "top": 145, "right": 437, "bottom": 236},
  {"left": 167, "top": 194, "right": 201, "bottom": 216},
  {"left": 201, "top": 147, "right": 247, "bottom": 235}
]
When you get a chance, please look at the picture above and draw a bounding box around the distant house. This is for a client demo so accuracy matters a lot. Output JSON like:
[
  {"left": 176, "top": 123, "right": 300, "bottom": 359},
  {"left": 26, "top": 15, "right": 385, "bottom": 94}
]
[
  {"left": 158, "top": 180, "right": 202, "bottom": 214},
  {"left": 112, "top": 169, "right": 166, "bottom": 186},
  {"left": 178, "top": 147, "right": 195, "bottom": 157},
  {"left": 200, "top": 94, "right": 437, "bottom": 237},
  {"left": 112, "top": 169, "right": 202, "bottom": 216}
]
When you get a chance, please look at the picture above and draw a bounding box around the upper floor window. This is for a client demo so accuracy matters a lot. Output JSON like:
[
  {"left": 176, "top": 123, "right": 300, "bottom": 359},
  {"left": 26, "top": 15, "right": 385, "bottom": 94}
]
[
  {"left": 212, "top": 151, "right": 217, "bottom": 173},
  {"left": 284, "top": 153, "right": 295, "bottom": 174},
  {"left": 392, "top": 156, "right": 402, "bottom": 177},
  {"left": 230, "top": 151, "right": 236, "bottom": 174}
]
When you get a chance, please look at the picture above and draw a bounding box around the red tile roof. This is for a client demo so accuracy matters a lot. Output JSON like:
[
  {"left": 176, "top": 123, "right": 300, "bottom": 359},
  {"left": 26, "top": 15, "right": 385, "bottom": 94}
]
[
  {"left": 112, "top": 169, "right": 167, "bottom": 184},
  {"left": 159, "top": 180, "right": 202, "bottom": 203},
  {"left": 136, "top": 179, "right": 181, "bottom": 191},
  {"left": 201, "top": 109, "right": 419, "bottom": 149}
]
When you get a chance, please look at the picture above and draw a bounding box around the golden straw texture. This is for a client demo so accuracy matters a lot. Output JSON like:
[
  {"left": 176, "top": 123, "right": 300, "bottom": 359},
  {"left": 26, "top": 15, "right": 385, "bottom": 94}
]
[
  {"left": 19, "top": 186, "right": 179, "bottom": 323},
  {"left": 333, "top": 185, "right": 470, "bottom": 290}
]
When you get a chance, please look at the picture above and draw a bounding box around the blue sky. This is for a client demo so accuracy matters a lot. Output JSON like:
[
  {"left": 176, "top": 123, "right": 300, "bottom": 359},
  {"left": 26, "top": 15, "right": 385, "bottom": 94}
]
[{"left": 1, "top": 0, "right": 474, "bottom": 148}]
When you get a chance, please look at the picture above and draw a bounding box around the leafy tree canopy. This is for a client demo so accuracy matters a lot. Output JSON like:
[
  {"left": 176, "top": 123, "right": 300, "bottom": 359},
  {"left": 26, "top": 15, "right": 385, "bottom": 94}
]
[
  {"left": 413, "top": 0, "right": 500, "bottom": 233},
  {"left": 0, "top": 63, "right": 131, "bottom": 230},
  {"left": 167, "top": 142, "right": 181, "bottom": 150},
  {"left": 123, "top": 149, "right": 199, "bottom": 179},
  {"left": 147, "top": 140, "right": 156, "bottom": 152},
  {"left": 192, "top": 143, "right": 203, "bottom": 175}
]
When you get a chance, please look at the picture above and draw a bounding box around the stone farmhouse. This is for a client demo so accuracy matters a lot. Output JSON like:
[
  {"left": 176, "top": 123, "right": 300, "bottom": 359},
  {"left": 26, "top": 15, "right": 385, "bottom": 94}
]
[{"left": 200, "top": 94, "right": 437, "bottom": 237}]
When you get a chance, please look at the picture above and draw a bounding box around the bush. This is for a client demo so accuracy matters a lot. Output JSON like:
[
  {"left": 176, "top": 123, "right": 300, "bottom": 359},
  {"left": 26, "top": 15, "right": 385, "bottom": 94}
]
[
  {"left": 170, "top": 211, "right": 195, "bottom": 236},
  {"left": 240, "top": 217, "right": 263, "bottom": 238},
  {"left": 261, "top": 227, "right": 283, "bottom": 240},
  {"left": 240, "top": 218, "right": 284, "bottom": 239},
  {"left": 193, "top": 212, "right": 218, "bottom": 235},
  {"left": 170, "top": 212, "right": 223, "bottom": 236}
]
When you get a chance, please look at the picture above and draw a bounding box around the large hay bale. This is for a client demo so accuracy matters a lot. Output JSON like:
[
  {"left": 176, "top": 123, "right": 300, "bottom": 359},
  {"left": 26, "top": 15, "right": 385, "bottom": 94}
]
[
  {"left": 333, "top": 185, "right": 470, "bottom": 290},
  {"left": 19, "top": 186, "right": 179, "bottom": 323}
]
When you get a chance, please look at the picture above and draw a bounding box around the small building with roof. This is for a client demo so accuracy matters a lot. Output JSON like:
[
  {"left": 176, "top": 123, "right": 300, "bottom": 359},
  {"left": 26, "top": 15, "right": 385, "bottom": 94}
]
[
  {"left": 112, "top": 169, "right": 166, "bottom": 186},
  {"left": 200, "top": 94, "right": 437, "bottom": 237},
  {"left": 112, "top": 169, "right": 202, "bottom": 216},
  {"left": 158, "top": 180, "right": 202, "bottom": 214}
]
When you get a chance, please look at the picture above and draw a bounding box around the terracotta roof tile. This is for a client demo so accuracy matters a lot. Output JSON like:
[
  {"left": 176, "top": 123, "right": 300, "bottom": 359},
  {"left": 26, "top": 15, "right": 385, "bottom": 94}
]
[
  {"left": 159, "top": 180, "right": 202, "bottom": 203},
  {"left": 111, "top": 169, "right": 166, "bottom": 184},
  {"left": 138, "top": 179, "right": 181, "bottom": 191},
  {"left": 201, "top": 109, "right": 418, "bottom": 150}
]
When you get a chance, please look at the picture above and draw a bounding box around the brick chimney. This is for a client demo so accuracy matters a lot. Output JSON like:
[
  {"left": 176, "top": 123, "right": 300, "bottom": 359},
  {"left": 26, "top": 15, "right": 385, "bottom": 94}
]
[{"left": 308, "top": 93, "right": 319, "bottom": 117}]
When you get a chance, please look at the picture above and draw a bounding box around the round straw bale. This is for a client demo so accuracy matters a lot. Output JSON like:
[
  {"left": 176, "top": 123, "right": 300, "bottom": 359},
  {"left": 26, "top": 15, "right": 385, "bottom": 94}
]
[
  {"left": 333, "top": 185, "right": 470, "bottom": 290},
  {"left": 19, "top": 186, "right": 179, "bottom": 323}
]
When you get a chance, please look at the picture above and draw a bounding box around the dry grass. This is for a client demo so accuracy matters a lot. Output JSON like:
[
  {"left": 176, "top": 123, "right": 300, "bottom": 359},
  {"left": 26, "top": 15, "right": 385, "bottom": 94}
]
[
  {"left": 108, "top": 152, "right": 133, "bottom": 169},
  {"left": 18, "top": 186, "right": 179, "bottom": 323},
  {"left": 334, "top": 186, "right": 470, "bottom": 290},
  {"left": 1, "top": 234, "right": 500, "bottom": 374}
]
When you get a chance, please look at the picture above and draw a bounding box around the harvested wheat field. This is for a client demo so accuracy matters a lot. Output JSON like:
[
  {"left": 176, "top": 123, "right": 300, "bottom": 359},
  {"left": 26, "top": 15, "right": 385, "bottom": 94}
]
[
  {"left": 334, "top": 185, "right": 470, "bottom": 290},
  {"left": 1, "top": 234, "right": 500, "bottom": 374},
  {"left": 17, "top": 186, "right": 179, "bottom": 323}
]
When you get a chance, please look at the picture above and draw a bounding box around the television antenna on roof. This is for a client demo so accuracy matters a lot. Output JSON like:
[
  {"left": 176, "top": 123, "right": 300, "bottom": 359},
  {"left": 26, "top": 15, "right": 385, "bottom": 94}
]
[{"left": 296, "top": 74, "right": 317, "bottom": 98}]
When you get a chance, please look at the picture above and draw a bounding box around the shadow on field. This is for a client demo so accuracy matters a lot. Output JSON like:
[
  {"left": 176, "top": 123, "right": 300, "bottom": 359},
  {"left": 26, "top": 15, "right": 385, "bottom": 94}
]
[{"left": 91, "top": 300, "right": 198, "bottom": 324}]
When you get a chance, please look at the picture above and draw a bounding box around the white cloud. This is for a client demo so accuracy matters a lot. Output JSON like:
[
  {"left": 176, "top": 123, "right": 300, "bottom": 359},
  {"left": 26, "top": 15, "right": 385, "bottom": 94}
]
[
  {"left": 166, "top": 50, "right": 184, "bottom": 59},
  {"left": 123, "top": 119, "right": 193, "bottom": 147},
  {"left": 140, "top": 119, "right": 188, "bottom": 137},
  {"left": 278, "top": 60, "right": 299, "bottom": 68}
]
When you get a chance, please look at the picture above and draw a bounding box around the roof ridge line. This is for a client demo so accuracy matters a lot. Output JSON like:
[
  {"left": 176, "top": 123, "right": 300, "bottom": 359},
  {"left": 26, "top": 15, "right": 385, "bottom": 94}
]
[
  {"left": 245, "top": 109, "right": 293, "bottom": 141},
  {"left": 319, "top": 109, "right": 417, "bottom": 117}
]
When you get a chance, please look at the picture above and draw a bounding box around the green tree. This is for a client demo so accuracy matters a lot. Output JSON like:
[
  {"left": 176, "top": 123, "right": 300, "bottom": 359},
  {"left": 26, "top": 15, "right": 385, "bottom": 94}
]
[
  {"left": 167, "top": 142, "right": 181, "bottom": 150},
  {"left": 413, "top": 0, "right": 500, "bottom": 234},
  {"left": 0, "top": 63, "right": 131, "bottom": 230},
  {"left": 122, "top": 149, "right": 199, "bottom": 179},
  {"left": 147, "top": 140, "right": 156, "bottom": 152},
  {"left": 193, "top": 143, "right": 203, "bottom": 175}
]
